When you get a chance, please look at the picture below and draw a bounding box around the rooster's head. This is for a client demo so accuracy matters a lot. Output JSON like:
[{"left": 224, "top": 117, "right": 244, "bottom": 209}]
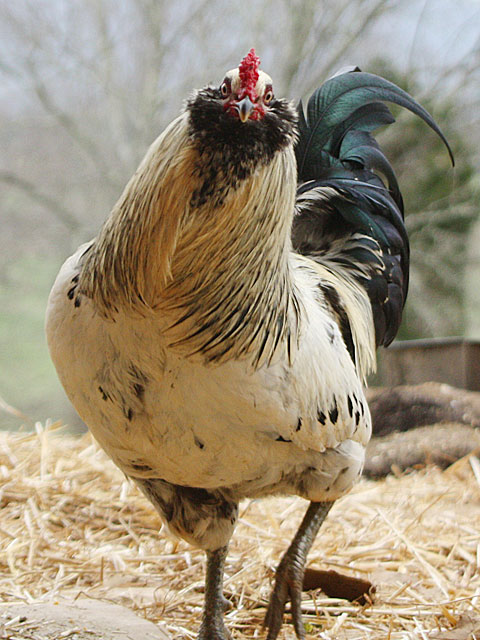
[
  {"left": 221, "top": 48, "right": 273, "bottom": 123},
  {"left": 187, "top": 49, "right": 297, "bottom": 177}
]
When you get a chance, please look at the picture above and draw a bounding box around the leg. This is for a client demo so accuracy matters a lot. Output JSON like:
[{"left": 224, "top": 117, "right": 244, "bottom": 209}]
[
  {"left": 264, "top": 501, "right": 334, "bottom": 640},
  {"left": 134, "top": 479, "right": 237, "bottom": 640},
  {"left": 198, "top": 545, "right": 231, "bottom": 640}
]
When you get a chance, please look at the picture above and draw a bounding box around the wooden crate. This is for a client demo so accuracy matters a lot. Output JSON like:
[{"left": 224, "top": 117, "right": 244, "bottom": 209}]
[{"left": 375, "top": 338, "right": 480, "bottom": 391}]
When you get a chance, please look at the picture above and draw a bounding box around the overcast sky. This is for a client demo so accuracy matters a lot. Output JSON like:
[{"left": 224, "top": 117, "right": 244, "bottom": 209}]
[{"left": 373, "top": 1, "right": 480, "bottom": 74}]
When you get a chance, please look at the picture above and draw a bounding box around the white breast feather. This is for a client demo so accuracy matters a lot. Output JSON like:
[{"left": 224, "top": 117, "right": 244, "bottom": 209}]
[{"left": 46, "top": 244, "right": 371, "bottom": 504}]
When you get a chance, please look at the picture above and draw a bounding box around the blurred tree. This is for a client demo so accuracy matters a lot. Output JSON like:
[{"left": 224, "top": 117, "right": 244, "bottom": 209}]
[
  {"left": 0, "top": 0, "right": 401, "bottom": 264},
  {"left": 370, "top": 61, "right": 478, "bottom": 338}
]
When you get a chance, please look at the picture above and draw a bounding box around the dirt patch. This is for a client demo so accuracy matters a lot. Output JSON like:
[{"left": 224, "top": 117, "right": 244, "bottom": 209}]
[{"left": 0, "top": 600, "right": 170, "bottom": 640}]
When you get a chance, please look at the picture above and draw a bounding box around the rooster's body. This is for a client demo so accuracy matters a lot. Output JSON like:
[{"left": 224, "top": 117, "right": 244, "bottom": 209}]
[{"left": 46, "top": 51, "right": 451, "bottom": 639}]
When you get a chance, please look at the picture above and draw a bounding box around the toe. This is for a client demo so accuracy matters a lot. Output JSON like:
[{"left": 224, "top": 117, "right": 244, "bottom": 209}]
[
  {"left": 289, "top": 583, "right": 305, "bottom": 640},
  {"left": 264, "top": 583, "right": 288, "bottom": 640},
  {"left": 264, "top": 554, "right": 306, "bottom": 640}
]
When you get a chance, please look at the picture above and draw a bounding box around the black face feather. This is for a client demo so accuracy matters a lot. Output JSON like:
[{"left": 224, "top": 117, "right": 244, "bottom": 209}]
[{"left": 186, "top": 87, "right": 297, "bottom": 208}]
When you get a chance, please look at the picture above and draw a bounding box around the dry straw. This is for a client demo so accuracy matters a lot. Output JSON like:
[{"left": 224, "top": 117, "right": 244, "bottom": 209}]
[{"left": 0, "top": 422, "right": 479, "bottom": 639}]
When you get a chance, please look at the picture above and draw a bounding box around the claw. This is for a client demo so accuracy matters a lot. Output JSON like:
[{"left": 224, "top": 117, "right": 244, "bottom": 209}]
[{"left": 221, "top": 594, "right": 232, "bottom": 611}]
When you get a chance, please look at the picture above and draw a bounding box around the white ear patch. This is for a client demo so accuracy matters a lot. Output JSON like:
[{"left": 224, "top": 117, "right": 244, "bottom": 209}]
[{"left": 224, "top": 69, "right": 273, "bottom": 98}]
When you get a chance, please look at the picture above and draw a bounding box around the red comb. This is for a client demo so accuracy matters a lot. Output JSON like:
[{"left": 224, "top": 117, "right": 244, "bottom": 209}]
[{"left": 238, "top": 48, "right": 260, "bottom": 100}]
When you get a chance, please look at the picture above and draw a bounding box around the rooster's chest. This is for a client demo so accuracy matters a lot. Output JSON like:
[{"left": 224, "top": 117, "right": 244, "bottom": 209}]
[{"left": 46, "top": 254, "right": 370, "bottom": 495}]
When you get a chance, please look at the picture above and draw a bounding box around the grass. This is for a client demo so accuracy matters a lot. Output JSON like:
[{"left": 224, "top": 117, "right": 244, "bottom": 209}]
[{"left": 0, "top": 256, "right": 80, "bottom": 431}]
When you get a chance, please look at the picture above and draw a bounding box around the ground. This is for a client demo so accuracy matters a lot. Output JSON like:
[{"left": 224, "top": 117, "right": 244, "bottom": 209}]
[{"left": 0, "top": 424, "right": 480, "bottom": 639}]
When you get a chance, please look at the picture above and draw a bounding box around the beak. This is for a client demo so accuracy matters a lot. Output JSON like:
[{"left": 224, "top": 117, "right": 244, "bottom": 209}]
[{"left": 236, "top": 95, "right": 255, "bottom": 123}]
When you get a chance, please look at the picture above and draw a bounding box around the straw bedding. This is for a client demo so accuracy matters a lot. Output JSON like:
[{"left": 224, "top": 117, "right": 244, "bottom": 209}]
[{"left": 0, "top": 422, "right": 479, "bottom": 639}]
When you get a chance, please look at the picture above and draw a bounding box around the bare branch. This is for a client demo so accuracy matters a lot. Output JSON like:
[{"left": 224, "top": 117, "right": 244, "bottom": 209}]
[
  {"left": 0, "top": 171, "right": 82, "bottom": 231},
  {"left": 24, "top": 57, "right": 120, "bottom": 190}
]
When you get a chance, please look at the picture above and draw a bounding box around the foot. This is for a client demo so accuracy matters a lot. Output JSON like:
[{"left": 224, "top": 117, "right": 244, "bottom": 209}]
[
  {"left": 198, "top": 617, "right": 232, "bottom": 640},
  {"left": 264, "top": 550, "right": 306, "bottom": 640},
  {"left": 264, "top": 501, "right": 334, "bottom": 640}
]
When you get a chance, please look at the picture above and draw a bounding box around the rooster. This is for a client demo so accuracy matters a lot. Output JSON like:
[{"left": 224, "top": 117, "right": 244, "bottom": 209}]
[{"left": 46, "top": 50, "right": 452, "bottom": 640}]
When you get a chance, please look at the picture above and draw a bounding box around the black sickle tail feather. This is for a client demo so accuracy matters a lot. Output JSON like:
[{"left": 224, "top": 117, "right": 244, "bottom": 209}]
[{"left": 292, "top": 68, "right": 453, "bottom": 348}]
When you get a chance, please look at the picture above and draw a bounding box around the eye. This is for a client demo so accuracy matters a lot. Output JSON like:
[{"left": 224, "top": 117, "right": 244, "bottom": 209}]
[
  {"left": 264, "top": 87, "right": 274, "bottom": 104},
  {"left": 220, "top": 80, "right": 231, "bottom": 97}
]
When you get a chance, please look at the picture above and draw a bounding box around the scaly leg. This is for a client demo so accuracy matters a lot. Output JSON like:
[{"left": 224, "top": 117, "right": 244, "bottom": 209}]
[
  {"left": 264, "top": 501, "right": 334, "bottom": 640},
  {"left": 198, "top": 545, "right": 231, "bottom": 640}
]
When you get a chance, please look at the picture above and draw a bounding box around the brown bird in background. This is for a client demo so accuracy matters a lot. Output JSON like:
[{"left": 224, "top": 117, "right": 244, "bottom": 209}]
[{"left": 46, "top": 49, "right": 452, "bottom": 639}]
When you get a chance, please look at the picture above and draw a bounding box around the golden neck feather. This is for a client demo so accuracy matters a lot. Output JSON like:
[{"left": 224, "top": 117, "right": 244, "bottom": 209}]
[{"left": 79, "top": 111, "right": 301, "bottom": 366}]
